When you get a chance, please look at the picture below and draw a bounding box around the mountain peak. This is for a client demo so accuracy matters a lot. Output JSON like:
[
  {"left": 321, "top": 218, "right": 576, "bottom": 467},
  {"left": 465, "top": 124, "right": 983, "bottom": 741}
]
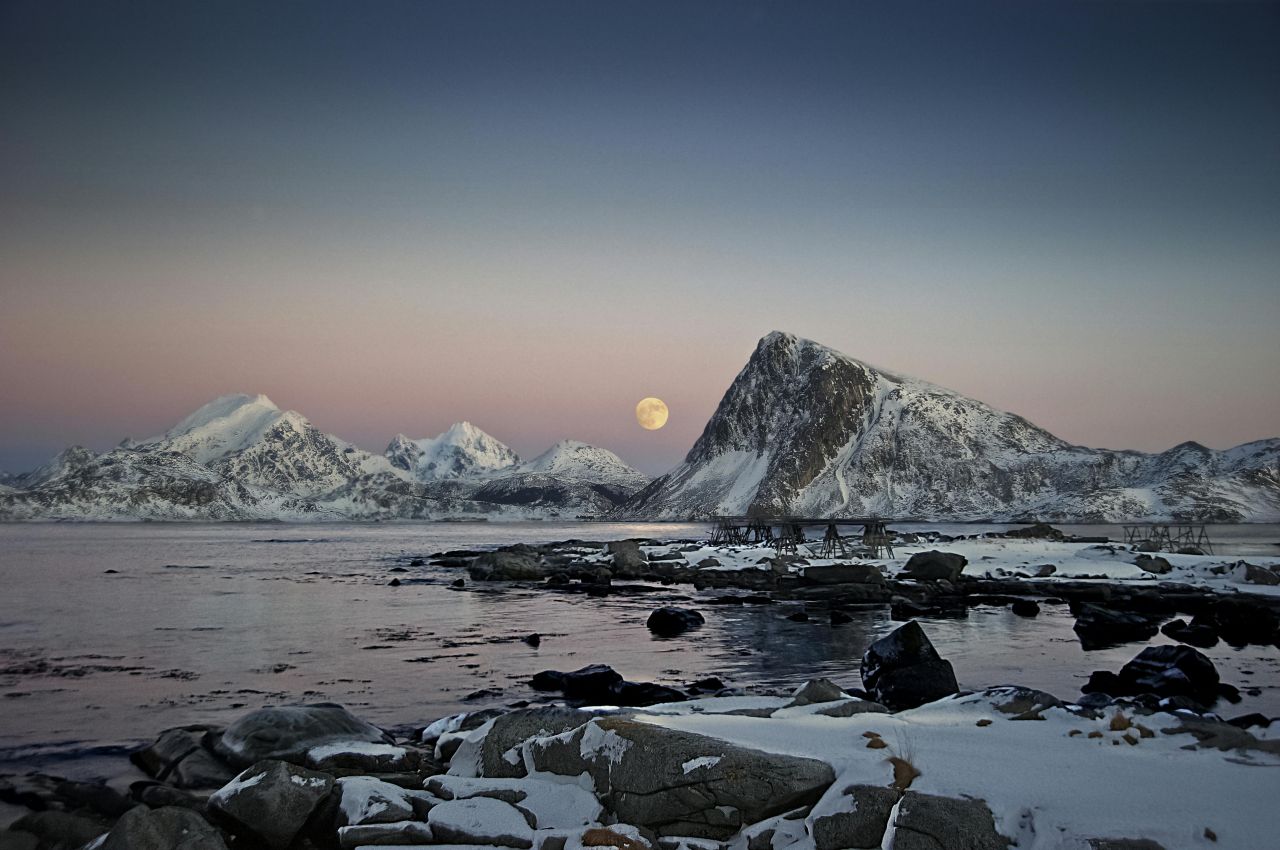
[{"left": 387, "top": 422, "right": 520, "bottom": 481}]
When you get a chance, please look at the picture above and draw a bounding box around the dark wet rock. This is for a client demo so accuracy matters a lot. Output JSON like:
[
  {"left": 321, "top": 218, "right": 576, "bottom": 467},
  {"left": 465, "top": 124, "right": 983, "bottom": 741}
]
[
  {"left": 1134, "top": 555, "right": 1172, "bottom": 575},
  {"left": 469, "top": 550, "right": 544, "bottom": 581},
  {"left": 451, "top": 578, "right": 466, "bottom": 588},
  {"left": 530, "top": 664, "right": 623, "bottom": 700},
  {"left": 613, "top": 681, "right": 688, "bottom": 706},
  {"left": 526, "top": 717, "right": 834, "bottom": 839},
  {"left": 132, "top": 781, "right": 207, "bottom": 811},
  {"left": 1032, "top": 564, "right": 1057, "bottom": 577},
  {"left": 100, "top": 805, "right": 227, "bottom": 850},
  {"left": 891, "top": 792, "right": 1011, "bottom": 850},
  {"left": 523, "top": 633, "right": 541, "bottom": 647},
  {"left": 208, "top": 760, "right": 335, "bottom": 849},
  {"left": 890, "top": 596, "right": 968, "bottom": 621},
  {"left": 646, "top": 607, "right": 706, "bottom": 637},
  {"left": 686, "top": 676, "right": 727, "bottom": 695},
  {"left": 1075, "top": 692, "right": 1112, "bottom": 710},
  {"left": 479, "top": 707, "right": 598, "bottom": 778},
  {"left": 170, "top": 747, "right": 237, "bottom": 789},
  {"left": 1010, "top": 599, "right": 1040, "bottom": 618},
  {"left": 1072, "top": 604, "right": 1160, "bottom": 649},
  {"left": 53, "top": 780, "right": 132, "bottom": 819},
  {"left": 1083, "top": 645, "right": 1221, "bottom": 706},
  {"left": 9, "top": 811, "right": 109, "bottom": 850},
  {"left": 214, "top": 703, "right": 391, "bottom": 767},
  {"left": 1212, "top": 598, "right": 1279, "bottom": 647},
  {"left": 131, "top": 726, "right": 215, "bottom": 780},
  {"left": 901, "top": 551, "right": 967, "bottom": 582},
  {"left": 1226, "top": 712, "right": 1273, "bottom": 730},
  {"left": 801, "top": 564, "right": 884, "bottom": 585},
  {"left": 860, "top": 621, "right": 958, "bottom": 711},
  {"left": 786, "top": 610, "right": 810, "bottom": 622},
  {"left": 830, "top": 610, "right": 853, "bottom": 625},
  {"left": 388, "top": 577, "right": 401, "bottom": 586},
  {"left": 1160, "top": 618, "right": 1218, "bottom": 649},
  {"left": 1086, "top": 840, "right": 1166, "bottom": 850}
]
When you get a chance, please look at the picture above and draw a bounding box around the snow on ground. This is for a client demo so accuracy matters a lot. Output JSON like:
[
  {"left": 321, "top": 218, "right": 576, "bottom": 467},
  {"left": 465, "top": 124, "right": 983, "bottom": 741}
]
[
  {"left": 641, "top": 537, "right": 1280, "bottom": 597},
  {"left": 635, "top": 691, "right": 1280, "bottom": 850}
]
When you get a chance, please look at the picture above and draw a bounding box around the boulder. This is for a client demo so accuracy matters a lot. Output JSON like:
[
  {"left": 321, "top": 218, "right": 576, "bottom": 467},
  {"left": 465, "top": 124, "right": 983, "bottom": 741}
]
[
  {"left": 889, "top": 792, "right": 1010, "bottom": 849},
  {"left": 1071, "top": 604, "right": 1160, "bottom": 649},
  {"left": 813, "top": 699, "right": 891, "bottom": 718},
  {"left": 1010, "top": 599, "right": 1040, "bottom": 618},
  {"left": 646, "top": 607, "right": 706, "bottom": 637},
  {"left": 1236, "top": 562, "right": 1280, "bottom": 586},
  {"left": 788, "top": 678, "right": 848, "bottom": 706},
  {"left": 802, "top": 564, "right": 885, "bottom": 585},
  {"left": 335, "top": 776, "right": 423, "bottom": 826},
  {"left": 214, "top": 704, "right": 391, "bottom": 767},
  {"left": 131, "top": 727, "right": 214, "bottom": 779},
  {"left": 9, "top": 811, "right": 109, "bottom": 850},
  {"left": 1134, "top": 555, "right": 1172, "bottom": 575},
  {"left": 306, "top": 741, "right": 415, "bottom": 773},
  {"left": 99, "top": 806, "right": 227, "bottom": 850},
  {"left": 1212, "top": 598, "right": 1279, "bottom": 647},
  {"left": 470, "top": 550, "right": 544, "bottom": 581},
  {"left": 901, "top": 551, "right": 967, "bottom": 582},
  {"left": 479, "top": 707, "right": 597, "bottom": 778},
  {"left": 860, "top": 621, "right": 959, "bottom": 711},
  {"left": 337, "top": 820, "right": 433, "bottom": 848},
  {"left": 530, "top": 664, "right": 624, "bottom": 701},
  {"left": 1160, "top": 618, "right": 1218, "bottom": 649},
  {"left": 525, "top": 717, "right": 834, "bottom": 839},
  {"left": 808, "top": 784, "right": 898, "bottom": 850},
  {"left": 606, "top": 541, "right": 648, "bottom": 576},
  {"left": 168, "top": 748, "right": 237, "bottom": 789},
  {"left": 1118, "top": 645, "right": 1220, "bottom": 704},
  {"left": 428, "top": 797, "right": 533, "bottom": 848},
  {"left": 1004, "top": 523, "right": 1064, "bottom": 541},
  {"left": 427, "top": 775, "right": 602, "bottom": 829},
  {"left": 207, "top": 760, "right": 335, "bottom": 849}
]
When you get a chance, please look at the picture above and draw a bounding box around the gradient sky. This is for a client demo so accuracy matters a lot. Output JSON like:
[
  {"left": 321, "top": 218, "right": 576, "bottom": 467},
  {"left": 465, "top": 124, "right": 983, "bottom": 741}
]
[{"left": 2, "top": 1, "right": 1278, "bottom": 476}]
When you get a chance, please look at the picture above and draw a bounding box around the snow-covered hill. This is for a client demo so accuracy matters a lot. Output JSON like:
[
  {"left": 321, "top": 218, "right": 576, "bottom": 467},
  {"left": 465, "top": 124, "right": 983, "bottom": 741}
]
[
  {"left": 619, "top": 332, "right": 1280, "bottom": 522},
  {"left": 386, "top": 422, "right": 521, "bottom": 481},
  {"left": 0, "top": 396, "right": 649, "bottom": 521}
]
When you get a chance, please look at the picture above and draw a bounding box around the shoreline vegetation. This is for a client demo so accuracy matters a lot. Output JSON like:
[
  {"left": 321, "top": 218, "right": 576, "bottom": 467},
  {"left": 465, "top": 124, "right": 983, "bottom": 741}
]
[{"left": 4, "top": 524, "right": 1280, "bottom": 849}]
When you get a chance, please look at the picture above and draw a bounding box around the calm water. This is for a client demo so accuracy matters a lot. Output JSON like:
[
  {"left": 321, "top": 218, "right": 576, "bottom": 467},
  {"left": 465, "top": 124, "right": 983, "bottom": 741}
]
[{"left": 1, "top": 521, "right": 1278, "bottom": 780}]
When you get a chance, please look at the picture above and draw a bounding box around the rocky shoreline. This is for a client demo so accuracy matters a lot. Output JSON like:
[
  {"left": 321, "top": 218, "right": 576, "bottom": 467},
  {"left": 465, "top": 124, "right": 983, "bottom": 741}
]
[
  {"left": 3, "top": 616, "right": 1277, "bottom": 850},
  {"left": 4, "top": 527, "right": 1279, "bottom": 849}
]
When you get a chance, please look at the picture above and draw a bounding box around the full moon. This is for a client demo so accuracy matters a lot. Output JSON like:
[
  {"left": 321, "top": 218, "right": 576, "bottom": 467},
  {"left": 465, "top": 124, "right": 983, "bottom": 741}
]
[{"left": 635, "top": 397, "right": 669, "bottom": 430}]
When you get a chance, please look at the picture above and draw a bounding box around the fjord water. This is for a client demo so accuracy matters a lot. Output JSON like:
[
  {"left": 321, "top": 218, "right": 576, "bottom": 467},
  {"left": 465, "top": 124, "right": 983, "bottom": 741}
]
[{"left": 1, "top": 522, "right": 1277, "bottom": 780}]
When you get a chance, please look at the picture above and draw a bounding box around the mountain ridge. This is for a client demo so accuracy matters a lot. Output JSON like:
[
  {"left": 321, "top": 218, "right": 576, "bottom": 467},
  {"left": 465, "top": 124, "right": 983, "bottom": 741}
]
[{"left": 618, "top": 331, "right": 1280, "bottom": 522}]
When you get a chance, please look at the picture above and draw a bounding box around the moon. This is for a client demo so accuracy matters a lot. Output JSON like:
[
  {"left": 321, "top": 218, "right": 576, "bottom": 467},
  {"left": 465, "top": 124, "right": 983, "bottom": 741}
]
[{"left": 635, "top": 397, "right": 669, "bottom": 430}]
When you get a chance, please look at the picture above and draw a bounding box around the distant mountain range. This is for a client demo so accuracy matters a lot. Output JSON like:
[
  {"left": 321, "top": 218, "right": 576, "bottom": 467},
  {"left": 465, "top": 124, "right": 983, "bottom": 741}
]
[
  {"left": 0, "top": 394, "right": 649, "bottom": 521},
  {"left": 5, "top": 333, "right": 1278, "bottom": 522},
  {"left": 618, "top": 332, "right": 1280, "bottom": 522}
]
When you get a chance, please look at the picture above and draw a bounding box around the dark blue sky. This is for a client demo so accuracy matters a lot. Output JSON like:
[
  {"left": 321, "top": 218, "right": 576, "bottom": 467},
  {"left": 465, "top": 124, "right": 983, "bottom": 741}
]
[{"left": 2, "top": 1, "right": 1278, "bottom": 474}]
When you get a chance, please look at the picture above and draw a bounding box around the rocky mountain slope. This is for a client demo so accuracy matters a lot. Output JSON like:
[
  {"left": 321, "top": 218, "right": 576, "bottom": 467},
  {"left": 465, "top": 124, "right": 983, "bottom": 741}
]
[
  {"left": 0, "top": 396, "right": 648, "bottom": 521},
  {"left": 619, "top": 332, "right": 1280, "bottom": 522}
]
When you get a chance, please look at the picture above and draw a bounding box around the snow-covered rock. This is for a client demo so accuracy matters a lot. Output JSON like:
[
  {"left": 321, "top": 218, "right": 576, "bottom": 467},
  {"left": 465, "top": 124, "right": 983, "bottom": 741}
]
[
  {"left": 387, "top": 422, "right": 522, "bottom": 481},
  {"left": 620, "top": 331, "right": 1280, "bottom": 522}
]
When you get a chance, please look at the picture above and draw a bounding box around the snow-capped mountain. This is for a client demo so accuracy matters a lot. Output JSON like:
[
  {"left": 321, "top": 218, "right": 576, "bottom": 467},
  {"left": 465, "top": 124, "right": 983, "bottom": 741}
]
[
  {"left": 519, "top": 440, "right": 650, "bottom": 489},
  {"left": 619, "top": 331, "right": 1280, "bottom": 522},
  {"left": 386, "top": 422, "right": 521, "bottom": 481},
  {"left": 0, "top": 395, "right": 649, "bottom": 521}
]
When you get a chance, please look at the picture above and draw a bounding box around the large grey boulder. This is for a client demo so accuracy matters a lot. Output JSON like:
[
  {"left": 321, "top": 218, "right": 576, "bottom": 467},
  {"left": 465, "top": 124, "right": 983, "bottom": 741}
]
[
  {"left": 207, "top": 760, "right": 335, "bottom": 849},
  {"left": 646, "top": 607, "right": 706, "bottom": 637},
  {"left": 901, "top": 551, "right": 967, "bottom": 582},
  {"left": 888, "top": 792, "right": 1010, "bottom": 850},
  {"left": 131, "top": 727, "right": 213, "bottom": 779},
  {"left": 100, "top": 806, "right": 228, "bottom": 850},
  {"left": 469, "top": 550, "right": 545, "bottom": 581},
  {"left": 427, "top": 797, "right": 533, "bottom": 848},
  {"left": 525, "top": 717, "right": 834, "bottom": 838},
  {"left": 214, "top": 703, "right": 391, "bottom": 766},
  {"left": 169, "top": 748, "right": 237, "bottom": 789},
  {"left": 861, "top": 622, "right": 959, "bottom": 711},
  {"left": 808, "top": 784, "right": 899, "bottom": 850},
  {"left": 335, "top": 776, "right": 427, "bottom": 826},
  {"left": 478, "top": 707, "right": 597, "bottom": 778},
  {"left": 606, "top": 540, "right": 648, "bottom": 576}
]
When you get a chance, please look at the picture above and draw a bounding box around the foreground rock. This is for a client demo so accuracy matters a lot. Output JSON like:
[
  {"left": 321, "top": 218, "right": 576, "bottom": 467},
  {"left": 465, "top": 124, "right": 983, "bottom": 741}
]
[
  {"left": 645, "top": 606, "right": 705, "bottom": 636},
  {"left": 521, "top": 716, "right": 835, "bottom": 838},
  {"left": 100, "top": 805, "right": 227, "bottom": 850},
  {"left": 901, "top": 550, "right": 967, "bottom": 582},
  {"left": 207, "top": 760, "right": 334, "bottom": 848},
  {"left": 860, "top": 621, "right": 959, "bottom": 710},
  {"left": 1083, "top": 645, "right": 1224, "bottom": 707},
  {"left": 529, "top": 664, "right": 687, "bottom": 706},
  {"left": 214, "top": 703, "right": 392, "bottom": 766}
]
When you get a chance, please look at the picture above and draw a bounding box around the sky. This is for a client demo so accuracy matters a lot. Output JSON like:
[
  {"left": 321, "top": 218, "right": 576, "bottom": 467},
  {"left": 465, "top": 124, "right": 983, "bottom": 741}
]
[{"left": 2, "top": 0, "right": 1278, "bottom": 476}]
